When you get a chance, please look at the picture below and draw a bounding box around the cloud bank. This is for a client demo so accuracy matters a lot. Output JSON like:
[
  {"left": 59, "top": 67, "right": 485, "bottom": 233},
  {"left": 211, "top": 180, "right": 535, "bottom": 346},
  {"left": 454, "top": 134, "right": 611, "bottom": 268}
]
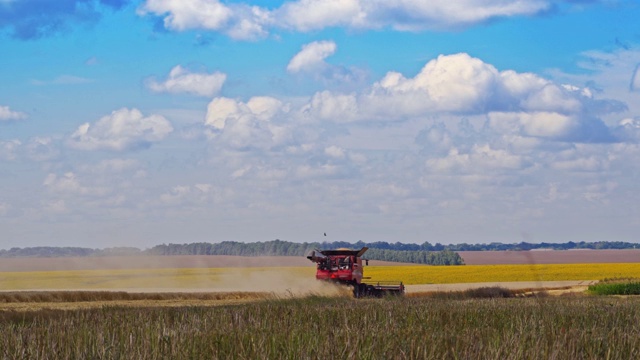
[
  {"left": 140, "top": 0, "right": 588, "bottom": 40},
  {"left": 196, "top": 52, "right": 636, "bottom": 195},
  {"left": 299, "top": 53, "right": 625, "bottom": 143}
]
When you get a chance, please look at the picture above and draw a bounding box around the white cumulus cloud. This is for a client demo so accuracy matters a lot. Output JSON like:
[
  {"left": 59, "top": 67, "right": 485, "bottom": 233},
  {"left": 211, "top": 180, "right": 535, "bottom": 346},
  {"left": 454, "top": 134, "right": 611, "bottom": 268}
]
[
  {"left": 287, "top": 40, "right": 337, "bottom": 73},
  {"left": 0, "top": 105, "right": 27, "bottom": 122},
  {"left": 140, "top": 0, "right": 563, "bottom": 38},
  {"left": 371, "top": 53, "right": 501, "bottom": 114},
  {"left": 68, "top": 108, "right": 173, "bottom": 151},
  {"left": 146, "top": 65, "right": 227, "bottom": 97},
  {"left": 304, "top": 53, "right": 616, "bottom": 143},
  {"left": 364, "top": 53, "right": 587, "bottom": 116},
  {"left": 275, "top": 0, "right": 363, "bottom": 31},
  {"left": 488, "top": 112, "right": 581, "bottom": 139},
  {"left": 139, "top": 0, "right": 270, "bottom": 40},
  {"left": 275, "top": 0, "right": 552, "bottom": 32},
  {"left": 205, "top": 96, "right": 291, "bottom": 150},
  {"left": 140, "top": 0, "right": 232, "bottom": 30},
  {"left": 286, "top": 40, "right": 365, "bottom": 85},
  {"left": 302, "top": 90, "right": 359, "bottom": 122}
]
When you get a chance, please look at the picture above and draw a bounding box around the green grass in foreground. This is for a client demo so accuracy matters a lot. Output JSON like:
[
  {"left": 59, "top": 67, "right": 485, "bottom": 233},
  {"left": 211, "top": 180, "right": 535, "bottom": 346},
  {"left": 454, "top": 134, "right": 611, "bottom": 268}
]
[
  {"left": 2, "top": 296, "right": 640, "bottom": 359},
  {"left": 588, "top": 278, "right": 640, "bottom": 295}
]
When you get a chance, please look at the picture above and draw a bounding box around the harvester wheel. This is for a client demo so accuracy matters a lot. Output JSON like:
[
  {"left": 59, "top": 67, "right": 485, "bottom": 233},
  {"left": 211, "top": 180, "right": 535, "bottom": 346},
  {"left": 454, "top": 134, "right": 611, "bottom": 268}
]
[
  {"left": 366, "top": 285, "right": 378, "bottom": 297},
  {"left": 353, "top": 284, "right": 365, "bottom": 298}
]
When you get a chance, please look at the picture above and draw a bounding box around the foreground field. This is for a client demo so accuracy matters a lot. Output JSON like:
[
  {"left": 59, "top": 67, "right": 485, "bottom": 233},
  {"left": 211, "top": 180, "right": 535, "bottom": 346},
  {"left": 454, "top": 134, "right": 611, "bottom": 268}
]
[{"left": 2, "top": 296, "right": 640, "bottom": 359}]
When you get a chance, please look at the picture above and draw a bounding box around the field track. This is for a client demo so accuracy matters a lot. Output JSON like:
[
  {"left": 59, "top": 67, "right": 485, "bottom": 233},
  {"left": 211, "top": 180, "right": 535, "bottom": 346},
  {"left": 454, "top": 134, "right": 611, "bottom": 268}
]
[
  {"left": 0, "top": 281, "right": 592, "bottom": 311},
  {"left": 407, "top": 280, "right": 595, "bottom": 293}
]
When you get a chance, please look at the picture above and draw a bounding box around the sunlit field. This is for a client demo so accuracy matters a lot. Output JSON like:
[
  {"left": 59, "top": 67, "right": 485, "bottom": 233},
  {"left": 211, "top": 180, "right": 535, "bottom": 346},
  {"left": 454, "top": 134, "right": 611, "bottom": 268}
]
[
  {"left": 0, "top": 267, "right": 316, "bottom": 291},
  {"left": 2, "top": 263, "right": 640, "bottom": 291}
]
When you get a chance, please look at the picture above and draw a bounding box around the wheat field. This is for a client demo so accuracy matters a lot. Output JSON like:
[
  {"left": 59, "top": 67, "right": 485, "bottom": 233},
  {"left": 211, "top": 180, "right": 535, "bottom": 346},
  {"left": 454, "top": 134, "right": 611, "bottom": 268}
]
[
  {"left": 365, "top": 263, "right": 640, "bottom": 284},
  {"left": 1, "top": 263, "right": 639, "bottom": 291}
]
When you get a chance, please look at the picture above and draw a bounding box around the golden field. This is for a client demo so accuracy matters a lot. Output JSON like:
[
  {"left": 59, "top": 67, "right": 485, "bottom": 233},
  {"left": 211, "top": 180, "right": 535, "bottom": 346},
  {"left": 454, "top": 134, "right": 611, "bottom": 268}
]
[
  {"left": 0, "top": 267, "right": 315, "bottom": 291},
  {"left": 2, "top": 263, "right": 640, "bottom": 290},
  {"left": 366, "top": 263, "right": 640, "bottom": 284}
]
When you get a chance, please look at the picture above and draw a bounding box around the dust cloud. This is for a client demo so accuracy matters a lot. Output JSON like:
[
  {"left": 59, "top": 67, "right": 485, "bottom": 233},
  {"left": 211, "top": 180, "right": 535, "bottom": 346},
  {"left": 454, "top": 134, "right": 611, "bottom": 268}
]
[
  {"left": 0, "top": 255, "right": 354, "bottom": 298},
  {"left": 211, "top": 268, "right": 353, "bottom": 298}
]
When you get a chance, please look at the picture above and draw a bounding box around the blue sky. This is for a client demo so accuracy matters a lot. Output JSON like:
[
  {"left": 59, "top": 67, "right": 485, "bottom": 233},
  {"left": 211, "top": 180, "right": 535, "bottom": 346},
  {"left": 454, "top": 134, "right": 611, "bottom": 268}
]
[{"left": 1, "top": 0, "right": 640, "bottom": 248}]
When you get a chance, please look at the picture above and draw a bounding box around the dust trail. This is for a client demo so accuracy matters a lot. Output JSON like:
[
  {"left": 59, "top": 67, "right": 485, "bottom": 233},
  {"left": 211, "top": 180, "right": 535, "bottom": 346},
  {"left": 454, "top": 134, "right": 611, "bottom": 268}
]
[
  {"left": 212, "top": 268, "right": 353, "bottom": 298},
  {"left": 0, "top": 262, "right": 353, "bottom": 299}
]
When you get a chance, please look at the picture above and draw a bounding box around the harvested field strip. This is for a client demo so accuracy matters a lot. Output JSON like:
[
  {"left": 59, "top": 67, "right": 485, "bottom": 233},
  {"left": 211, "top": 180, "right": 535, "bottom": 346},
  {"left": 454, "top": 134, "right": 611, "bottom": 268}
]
[{"left": 0, "top": 267, "right": 317, "bottom": 290}]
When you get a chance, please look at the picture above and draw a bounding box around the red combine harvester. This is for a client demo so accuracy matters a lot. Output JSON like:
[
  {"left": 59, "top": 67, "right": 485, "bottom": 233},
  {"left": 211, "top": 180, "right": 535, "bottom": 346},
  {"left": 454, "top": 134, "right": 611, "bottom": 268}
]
[{"left": 306, "top": 247, "right": 405, "bottom": 297}]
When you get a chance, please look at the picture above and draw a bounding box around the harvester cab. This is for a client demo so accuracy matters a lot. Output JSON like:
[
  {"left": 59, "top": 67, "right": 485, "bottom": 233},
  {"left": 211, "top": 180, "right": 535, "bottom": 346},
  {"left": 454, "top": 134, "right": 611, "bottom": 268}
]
[{"left": 306, "top": 247, "right": 405, "bottom": 298}]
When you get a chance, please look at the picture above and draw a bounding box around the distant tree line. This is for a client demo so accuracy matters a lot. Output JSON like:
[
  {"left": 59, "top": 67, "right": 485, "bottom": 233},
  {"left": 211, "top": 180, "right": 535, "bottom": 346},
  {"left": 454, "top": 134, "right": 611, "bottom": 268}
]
[
  {"left": 144, "top": 240, "right": 465, "bottom": 265},
  {"left": 0, "top": 247, "right": 97, "bottom": 258},
  {"left": 3, "top": 240, "right": 640, "bottom": 263},
  {"left": 0, "top": 240, "right": 464, "bottom": 265},
  {"left": 364, "top": 248, "right": 462, "bottom": 265}
]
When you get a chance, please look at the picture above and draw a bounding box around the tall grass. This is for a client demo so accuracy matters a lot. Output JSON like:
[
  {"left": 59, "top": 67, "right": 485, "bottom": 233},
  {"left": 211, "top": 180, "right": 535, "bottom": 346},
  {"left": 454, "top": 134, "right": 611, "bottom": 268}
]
[{"left": 2, "top": 296, "right": 640, "bottom": 359}]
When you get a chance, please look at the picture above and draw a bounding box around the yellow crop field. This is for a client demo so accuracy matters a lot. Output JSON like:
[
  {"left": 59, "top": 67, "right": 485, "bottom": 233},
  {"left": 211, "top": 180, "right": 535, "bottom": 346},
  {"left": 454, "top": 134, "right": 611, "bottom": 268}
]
[
  {"left": 1, "top": 263, "right": 640, "bottom": 290},
  {"left": 0, "top": 267, "right": 315, "bottom": 291},
  {"left": 366, "top": 263, "right": 640, "bottom": 284}
]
